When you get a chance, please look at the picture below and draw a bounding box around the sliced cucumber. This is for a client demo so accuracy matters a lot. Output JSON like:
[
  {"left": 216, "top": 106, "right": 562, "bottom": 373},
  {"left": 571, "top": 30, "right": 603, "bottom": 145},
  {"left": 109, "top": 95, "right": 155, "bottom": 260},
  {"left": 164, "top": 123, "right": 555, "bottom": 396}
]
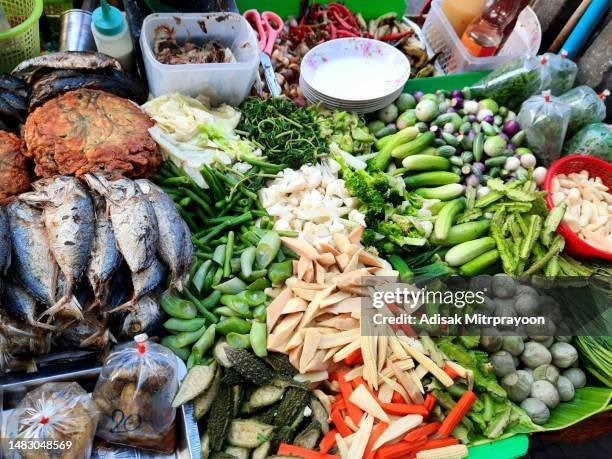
[{"left": 227, "top": 419, "right": 275, "bottom": 448}]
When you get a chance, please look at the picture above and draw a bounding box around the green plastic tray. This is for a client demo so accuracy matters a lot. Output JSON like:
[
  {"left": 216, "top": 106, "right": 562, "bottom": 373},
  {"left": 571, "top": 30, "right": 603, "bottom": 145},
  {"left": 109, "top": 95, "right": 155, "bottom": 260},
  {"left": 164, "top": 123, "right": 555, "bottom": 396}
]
[
  {"left": 235, "top": 0, "right": 406, "bottom": 20},
  {"left": 468, "top": 434, "right": 529, "bottom": 459},
  {"left": 403, "top": 71, "right": 490, "bottom": 93}
]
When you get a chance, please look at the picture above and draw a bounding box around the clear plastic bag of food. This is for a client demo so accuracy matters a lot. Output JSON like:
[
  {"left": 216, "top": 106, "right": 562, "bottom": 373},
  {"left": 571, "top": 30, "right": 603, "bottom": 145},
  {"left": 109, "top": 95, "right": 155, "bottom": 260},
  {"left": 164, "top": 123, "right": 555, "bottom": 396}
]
[
  {"left": 542, "top": 51, "right": 578, "bottom": 95},
  {"left": 92, "top": 334, "right": 178, "bottom": 453},
  {"left": 468, "top": 55, "right": 551, "bottom": 110},
  {"left": 3, "top": 382, "right": 99, "bottom": 459},
  {"left": 563, "top": 122, "right": 612, "bottom": 161},
  {"left": 517, "top": 91, "right": 571, "bottom": 165},
  {"left": 559, "top": 86, "right": 608, "bottom": 135}
]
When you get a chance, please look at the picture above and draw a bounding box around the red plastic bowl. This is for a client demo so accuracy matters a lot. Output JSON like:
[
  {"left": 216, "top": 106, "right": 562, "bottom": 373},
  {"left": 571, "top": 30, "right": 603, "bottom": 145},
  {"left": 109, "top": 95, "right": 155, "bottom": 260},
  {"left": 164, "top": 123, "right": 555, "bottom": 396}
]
[{"left": 544, "top": 155, "right": 612, "bottom": 260}]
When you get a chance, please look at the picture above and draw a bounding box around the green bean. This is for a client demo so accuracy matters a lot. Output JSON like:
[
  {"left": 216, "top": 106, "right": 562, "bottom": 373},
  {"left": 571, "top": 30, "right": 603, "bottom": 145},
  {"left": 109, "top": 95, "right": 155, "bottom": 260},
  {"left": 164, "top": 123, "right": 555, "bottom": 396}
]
[
  {"left": 199, "top": 212, "right": 253, "bottom": 244},
  {"left": 251, "top": 210, "right": 269, "bottom": 217},
  {"left": 179, "top": 208, "right": 198, "bottom": 232},
  {"left": 267, "top": 260, "right": 293, "bottom": 285},
  {"left": 156, "top": 167, "right": 173, "bottom": 179},
  {"left": 163, "top": 317, "right": 207, "bottom": 332},
  {"left": 276, "top": 230, "right": 299, "bottom": 238},
  {"left": 223, "top": 231, "right": 235, "bottom": 278},
  {"left": 247, "top": 321, "right": 267, "bottom": 357},
  {"left": 239, "top": 153, "right": 284, "bottom": 173},
  {"left": 200, "top": 164, "right": 224, "bottom": 199},
  {"left": 247, "top": 278, "right": 270, "bottom": 290},
  {"left": 256, "top": 231, "right": 281, "bottom": 269},
  {"left": 227, "top": 332, "right": 252, "bottom": 349},
  {"left": 161, "top": 292, "right": 198, "bottom": 319},
  {"left": 194, "top": 207, "right": 208, "bottom": 225},
  {"left": 163, "top": 342, "right": 191, "bottom": 361},
  {"left": 167, "top": 161, "right": 188, "bottom": 177},
  {"left": 195, "top": 251, "right": 213, "bottom": 260},
  {"left": 192, "top": 324, "right": 216, "bottom": 360},
  {"left": 189, "top": 259, "right": 201, "bottom": 282},
  {"left": 212, "top": 244, "right": 226, "bottom": 266},
  {"left": 242, "top": 231, "right": 260, "bottom": 246},
  {"left": 252, "top": 304, "right": 267, "bottom": 322},
  {"left": 163, "top": 176, "right": 190, "bottom": 186},
  {"left": 192, "top": 237, "right": 210, "bottom": 251},
  {"left": 192, "top": 260, "right": 212, "bottom": 292},
  {"left": 161, "top": 324, "right": 208, "bottom": 348},
  {"left": 210, "top": 236, "right": 228, "bottom": 246},
  {"left": 182, "top": 288, "right": 219, "bottom": 324},
  {"left": 240, "top": 247, "right": 256, "bottom": 278},
  {"left": 216, "top": 317, "right": 252, "bottom": 335},
  {"left": 281, "top": 246, "right": 299, "bottom": 259}
]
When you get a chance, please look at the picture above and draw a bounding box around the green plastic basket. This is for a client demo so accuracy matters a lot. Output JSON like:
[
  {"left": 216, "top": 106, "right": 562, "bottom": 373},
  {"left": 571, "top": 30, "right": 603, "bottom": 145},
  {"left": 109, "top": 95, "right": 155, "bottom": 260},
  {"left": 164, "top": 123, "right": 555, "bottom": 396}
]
[
  {"left": 235, "top": 0, "right": 406, "bottom": 20},
  {"left": 43, "top": 0, "right": 72, "bottom": 17},
  {"left": 0, "top": 0, "right": 43, "bottom": 73}
]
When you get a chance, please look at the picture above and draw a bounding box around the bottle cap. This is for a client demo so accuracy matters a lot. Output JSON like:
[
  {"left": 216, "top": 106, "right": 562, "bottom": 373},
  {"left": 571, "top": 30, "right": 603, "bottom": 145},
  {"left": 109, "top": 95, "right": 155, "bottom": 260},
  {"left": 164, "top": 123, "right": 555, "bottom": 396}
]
[
  {"left": 135, "top": 333, "right": 148, "bottom": 354},
  {"left": 92, "top": 0, "right": 125, "bottom": 36},
  {"left": 542, "top": 90, "right": 551, "bottom": 103},
  {"left": 599, "top": 89, "right": 610, "bottom": 100}
]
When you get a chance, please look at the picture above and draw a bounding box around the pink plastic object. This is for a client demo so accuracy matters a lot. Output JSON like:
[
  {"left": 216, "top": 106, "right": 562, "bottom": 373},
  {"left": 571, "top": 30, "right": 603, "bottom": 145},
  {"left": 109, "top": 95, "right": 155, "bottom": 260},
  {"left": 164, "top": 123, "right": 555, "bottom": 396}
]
[{"left": 243, "top": 9, "right": 283, "bottom": 55}]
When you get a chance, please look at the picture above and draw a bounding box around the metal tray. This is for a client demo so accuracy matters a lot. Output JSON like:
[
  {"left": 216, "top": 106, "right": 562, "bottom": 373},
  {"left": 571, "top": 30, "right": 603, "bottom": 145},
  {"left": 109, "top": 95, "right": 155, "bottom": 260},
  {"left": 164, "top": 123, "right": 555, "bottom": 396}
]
[{"left": 1, "top": 357, "right": 201, "bottom": 459}]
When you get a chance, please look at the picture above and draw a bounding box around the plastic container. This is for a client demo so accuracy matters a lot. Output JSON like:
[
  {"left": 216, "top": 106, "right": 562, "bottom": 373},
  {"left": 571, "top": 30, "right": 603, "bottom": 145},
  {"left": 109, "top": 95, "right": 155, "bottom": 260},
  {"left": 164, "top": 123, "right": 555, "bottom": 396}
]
[
  {"left": 140, "top": 12, "right": 259, "bottom": 105},
  {"left": 544, "top": 155, "right": 612, "bottom": 260},
  {"left": 0, "top": 0, "right": 43, "bottom": 73},
  {"left": 422, "top": 0, "right": 541, "bottom": 74}
]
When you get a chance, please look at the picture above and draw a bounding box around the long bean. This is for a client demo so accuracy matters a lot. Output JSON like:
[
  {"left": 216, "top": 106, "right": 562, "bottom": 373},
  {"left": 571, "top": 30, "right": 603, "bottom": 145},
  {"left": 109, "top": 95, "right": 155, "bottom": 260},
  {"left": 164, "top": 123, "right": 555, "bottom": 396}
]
[
  {"left": 182, "top": 288, "right": 219, "bottom": 324},
  {"left": 179, "top": 187, "right": 214, "bottom": 215},
  {"left": 199, "top": 212, "right": 253, "bottom": 244},
  {"left": 223, "top": 231, "right": 235, "bottom": 278}
]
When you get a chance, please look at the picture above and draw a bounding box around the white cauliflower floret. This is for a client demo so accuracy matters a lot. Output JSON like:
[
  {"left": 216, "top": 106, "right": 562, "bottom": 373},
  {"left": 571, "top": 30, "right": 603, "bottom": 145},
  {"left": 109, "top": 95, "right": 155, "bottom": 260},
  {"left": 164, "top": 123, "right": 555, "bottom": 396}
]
[
  {"left": 343, "top": 197, "right": 360, "bottom": 208},
  {"left": 326, "top": 179, "right": 349, "bottom": 198},
  {"left": 420, "top": 220, "right": 434, "bottom": 238},
  {"left": 291, "top": 218, "right": 304, "bottom": 231},
  {"left": 274, "top": 219, "right": 292, "bottom": 232},
  {"left": 328, "top": 218, "right": 345, "bottom": 234},
  {"left": 259, "top": 188, "right": 280, "bottom": 208},
  {"left": 279, "top": 168, "right": 307, "bottom": 193},
  {"left": 348, "top": 209, "right": 366, "bottom": 227},
  {"left": 266, "top": 202, "right": 292, "bottom": 221},
  {"left": 232, "top": 162, "right": 253, "bottom": 174},
  {"left": 301, "top": 165, "right": 323, "bottom": 189}
]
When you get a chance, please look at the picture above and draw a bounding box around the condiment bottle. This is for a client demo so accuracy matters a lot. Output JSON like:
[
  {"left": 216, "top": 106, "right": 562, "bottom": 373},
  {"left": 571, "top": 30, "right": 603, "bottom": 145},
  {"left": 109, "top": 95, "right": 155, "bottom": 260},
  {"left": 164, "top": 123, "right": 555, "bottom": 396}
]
[
  {"left": 91, "top": 0, "right": 134, "bottom": 72},
  {"left": 460, "top": 0, "right": 521, "bottom": 57},
  {"left": 442, "top": 0, "right": 487, "bottom": 37}
]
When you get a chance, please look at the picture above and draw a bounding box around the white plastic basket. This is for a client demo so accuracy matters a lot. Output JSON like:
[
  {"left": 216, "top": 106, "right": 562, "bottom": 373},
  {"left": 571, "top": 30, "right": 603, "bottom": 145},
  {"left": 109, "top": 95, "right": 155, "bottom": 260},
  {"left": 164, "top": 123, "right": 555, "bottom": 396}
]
[
  {"left": 422, "top": 0, "right": 541, "bottom": 74},
  {"left": 140, "top": 12, "right": 260, "bottom": 106}
]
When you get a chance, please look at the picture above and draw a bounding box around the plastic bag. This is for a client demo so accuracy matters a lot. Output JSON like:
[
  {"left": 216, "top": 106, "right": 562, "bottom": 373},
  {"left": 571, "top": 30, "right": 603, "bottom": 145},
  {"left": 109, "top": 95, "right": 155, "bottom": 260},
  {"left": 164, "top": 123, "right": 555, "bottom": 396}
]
[
  {"left": 563, "top": 123, "right": 612, "bottom": 161},
  {"left": 559, "top": 86, "right": 608, "bottom": 135},
  {"left": 469, "top": 55, "right": 551, "bottom": 110},
  {"left": 92, "top": 334, "right": 178, "bottom": 453},
  {"left": 3, "top": 382, "right": 99, "bottom": 459},
  {"left": 542, "top": 51, "right": 578, "bottom": 95},
  {"left": 517, "top": 91, "right": 571, "bottom": 165}
]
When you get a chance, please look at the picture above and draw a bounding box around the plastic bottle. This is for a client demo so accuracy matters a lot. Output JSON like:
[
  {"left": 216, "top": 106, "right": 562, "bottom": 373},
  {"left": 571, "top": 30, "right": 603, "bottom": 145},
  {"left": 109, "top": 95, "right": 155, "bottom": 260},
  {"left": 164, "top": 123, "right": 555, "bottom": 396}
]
[
  {"left": 441, "top": 0, "right": 487, "bottom": 37},
  {"left": 460, "top": 0, "right": 521, "bottom": 57},
  {"left": 91, "top": 0, "right": 134, "bottom": 72}
]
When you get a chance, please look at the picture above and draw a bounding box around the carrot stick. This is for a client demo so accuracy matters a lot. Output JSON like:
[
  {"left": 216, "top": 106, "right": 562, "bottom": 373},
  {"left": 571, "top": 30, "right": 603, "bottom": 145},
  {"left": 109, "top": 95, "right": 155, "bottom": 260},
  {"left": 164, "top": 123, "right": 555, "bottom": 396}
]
[
  {"left": 344, "top": 348, "right": 363, "bottom": 365},
  {"left": 364, "top": 422, "right": 388, "bottom": 459},
  {"left": 443, "top": 364, "right": 458, "bottom": 379},
  {"left": 380, "top": 403, "right": 429, "bottom": 416},
  {"left": 319, "top": 428, "right": 338, "bottom": 454},
  {"left": 331, "top": 399, "right": 345, "bottom": 412},
  {"left": 376, "top": 441, "right": 413, "bottom": 459},
  {"left": 338, "top": 372, "right": 363, "bottom": 425},
  {"left": 278, "top": 443, "right": 340, "bottom": 459},
  {"left": 403, "top": 422, "right": 441, "bottom": 442},
  {"left": 438, "top": 390, "right": 477, "bottom": 437},
  {"left": 392, "top": 391, "right": 407, "bottom": 404},
  {"left": 331, "top": 408, "right": 352, "bottom": 437},
  {"left": 423, "top": 393, "right": 436, "bottom": 412}
]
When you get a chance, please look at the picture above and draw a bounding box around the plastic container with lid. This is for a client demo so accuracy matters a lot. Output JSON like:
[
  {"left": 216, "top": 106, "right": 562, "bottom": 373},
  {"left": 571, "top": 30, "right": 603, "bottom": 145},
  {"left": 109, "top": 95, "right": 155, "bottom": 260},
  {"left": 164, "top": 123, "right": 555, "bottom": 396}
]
[
  {"left": 422, "top": 0, "right": 541, "bottom": 74},
  {"left": 140, "top": 12, "right": 260, "bottom": 106},
  {"left": 91, "top": 0, "right": 134, "bottom": 72}
]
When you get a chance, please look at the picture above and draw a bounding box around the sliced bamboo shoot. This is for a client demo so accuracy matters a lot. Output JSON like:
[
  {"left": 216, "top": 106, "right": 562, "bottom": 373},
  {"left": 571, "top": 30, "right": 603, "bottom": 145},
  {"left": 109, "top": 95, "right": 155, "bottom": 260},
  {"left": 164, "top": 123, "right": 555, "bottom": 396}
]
[
  {"left": 416, "top": 445, "right": 468, "bottom": 459},
  {"left": 299, "top": 328, "right": 321, "bottom": 372},
  {"left": 400, "top": 341, "right": 454, "bottom": 387},
  {"left": 349, "top": 385, "right": 390, "bottom": 422},
  {"left": 372, "top": 414, "right": 423, "bottom": 450},
  {"left": 281, "top": 236, "right": 319, "bottom": 259},
  {"left": 348, "top": 225, "right": 365, "bottom": 244},
  {"left": 348, "top": 414, "right": 374, "bottom": 459},
  {"left": 266, "top": 288, "right": 293, "bottom": 331},
  {"left": 281, "top": 297, "right": 309, "bottom": 314},
  {"left": 318, "top": 329, "right": 360, "bottom": 348}
]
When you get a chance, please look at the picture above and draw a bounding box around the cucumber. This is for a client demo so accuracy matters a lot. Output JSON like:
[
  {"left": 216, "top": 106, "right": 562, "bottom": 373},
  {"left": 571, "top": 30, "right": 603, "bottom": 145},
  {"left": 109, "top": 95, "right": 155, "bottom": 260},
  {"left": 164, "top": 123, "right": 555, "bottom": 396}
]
[
  {"left": 224, "top": 446, "right": 249, "bottom": 459},
  {"left": 396, "top": 110, "right": 417, "bottom": 129},
  {"left": 404, "top": 171, "right": 461, "bottom": 188},
  {"left": 401, "top": 154, "right": 450, "bottom": 171},
  {"left": 459, "top": 249, "right": 500, "bottom": 276},
  {"left": 434, "top": 198, "right": 466, "bottom": 241},
  {"left": 445, "top": 236, "right": 497, "bottom": 267},
  {"left": 173, "top": 362, "right": 218, "bottom": 407},
  {"left": 429, "top": 200, "right": 448, "bottom": 216},
  {"left": 227, "top": 419, "right": 274, "bottom": 448},
  {"left": 414, "top": 184, "right": 464, "bottom": 200},
  {"left": 436, "top": 145, "right": 456, "bottom": 157},
  {"left": 294, "top": 421, "right": 321, "bottom": 450},
  {"left": 370, "top": 126, "right": 420, "bottom": 170},
  {"left": 441, "top": 132, "right": 459, "bottom": 147},
  {"left": 430, "top": 220, "right": 491, "bottom": 246},
  {"left": 391, "top": 131, "right": 435, "bottom": 159}
]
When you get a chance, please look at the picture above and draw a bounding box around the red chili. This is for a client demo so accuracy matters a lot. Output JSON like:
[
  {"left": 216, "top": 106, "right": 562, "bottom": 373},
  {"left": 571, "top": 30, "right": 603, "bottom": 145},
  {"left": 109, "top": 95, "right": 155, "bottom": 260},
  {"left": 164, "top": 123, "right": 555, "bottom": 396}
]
[
  {"left": 336, "top": 29, "right": 358, "bottom": 38},
  {"left": 328, "top": 22, "right": 337, "bottom": 39},
  {"left": 378, "top": 30, "right": 414, "bottom": 42},
  {"left": 328, "top": 2, "right": 352, "bottom": 17},
  {"left": 330, "top": 11, "right": 360, "bottom": 34}
]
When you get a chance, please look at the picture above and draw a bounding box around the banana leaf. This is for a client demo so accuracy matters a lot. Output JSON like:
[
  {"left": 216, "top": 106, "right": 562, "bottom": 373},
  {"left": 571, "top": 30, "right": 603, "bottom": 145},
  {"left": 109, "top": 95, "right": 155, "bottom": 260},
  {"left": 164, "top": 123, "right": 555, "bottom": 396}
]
[{"left": 539, "top": 386, "right": 612, "bottom": 430}]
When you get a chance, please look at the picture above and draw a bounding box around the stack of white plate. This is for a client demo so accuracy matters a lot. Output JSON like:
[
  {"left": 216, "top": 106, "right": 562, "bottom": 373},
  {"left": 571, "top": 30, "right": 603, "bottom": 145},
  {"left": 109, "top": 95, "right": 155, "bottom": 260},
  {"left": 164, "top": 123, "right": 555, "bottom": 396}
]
[{"left": 300, "top": 38, "right": 411, "bottom": 113}]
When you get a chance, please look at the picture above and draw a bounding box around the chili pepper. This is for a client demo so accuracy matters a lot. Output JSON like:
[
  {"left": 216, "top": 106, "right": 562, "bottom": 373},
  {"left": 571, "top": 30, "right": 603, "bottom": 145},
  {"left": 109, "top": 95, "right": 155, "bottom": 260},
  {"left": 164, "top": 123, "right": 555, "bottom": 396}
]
[
  {"left": 252, "top": 304, "right": 267, "bottom": 322},
  {"left": 200, "top": 289, "right": 222, "bottom": 310},
  {"left": 378, "top": 30, "right": 413, "bottom": 41},
  {"left": 240, "top": 246, "right": 256, "bottom": 278},
  {"left": 213, "top": 306, "right": 235, "bottom": 317},
  {"left": 161, "top": 292, "right": 198, "bottom": 319},
  {"left": 216, "top": 317, "right": 252, "bottom": 335},
  {"left": 220, "top": 295, "right": 251, "bottom": 317},
  {"left": 247, "top": 277, "right": 271, "bottom": 291},
  {"left": 250, "top": 321, "right": 268, "bottom": 357},
  {"left": 336, "top": 29, "right": 358, "bottom": 38},
  {"left": 256, "top": 230, "right": 281, "bottom": 269},
  {"left": 163, "top": 317, "right": 207, "bottom": 332},
  {"left": 192, "top": 259, "right": 212, "bottom": 292},
  {"left": 191, "top": 324, "right": 216, "bottom": 360}
]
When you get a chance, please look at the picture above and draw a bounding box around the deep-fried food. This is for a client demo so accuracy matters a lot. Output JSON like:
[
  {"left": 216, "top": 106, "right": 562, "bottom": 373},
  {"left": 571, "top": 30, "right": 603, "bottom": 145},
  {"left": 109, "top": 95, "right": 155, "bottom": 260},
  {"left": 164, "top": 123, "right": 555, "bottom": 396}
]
[
  {"left": 23, "top": 89, "right": 161, "bottom": 178},
  {"left": 0, "top": 130, "right": 30, "bottom": 204}
]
